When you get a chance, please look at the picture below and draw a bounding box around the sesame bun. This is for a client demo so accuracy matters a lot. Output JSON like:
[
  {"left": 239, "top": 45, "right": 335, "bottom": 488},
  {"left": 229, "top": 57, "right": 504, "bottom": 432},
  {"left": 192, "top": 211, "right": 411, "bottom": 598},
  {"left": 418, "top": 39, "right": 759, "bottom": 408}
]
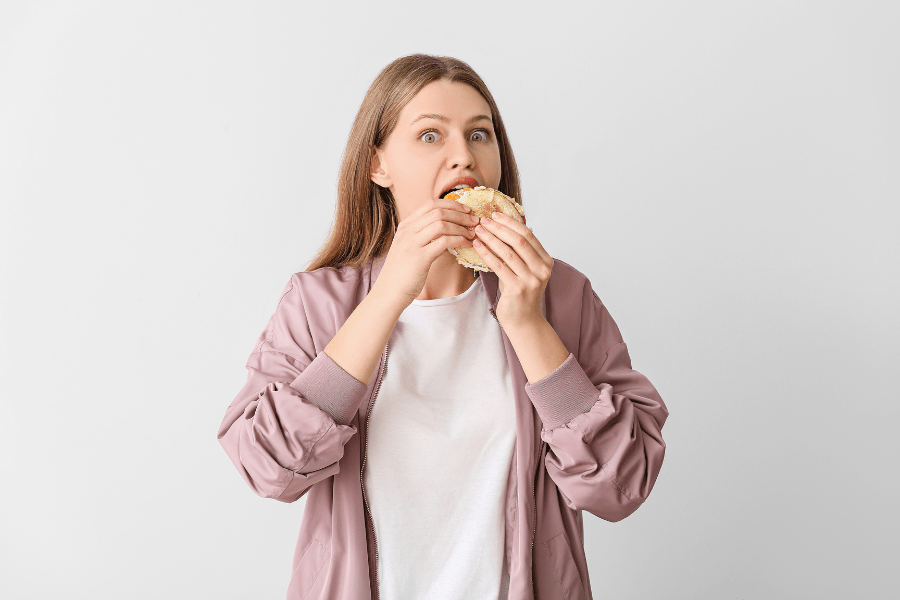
[{"left": 444, "top": 186, "right": 528, "bottom": 272}]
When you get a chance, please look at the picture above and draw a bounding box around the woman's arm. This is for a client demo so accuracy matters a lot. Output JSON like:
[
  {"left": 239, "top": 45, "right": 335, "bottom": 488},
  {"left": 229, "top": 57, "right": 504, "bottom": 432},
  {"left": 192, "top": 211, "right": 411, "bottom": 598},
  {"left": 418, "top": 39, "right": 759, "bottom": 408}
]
[
  {"left": 323, "top": 279, "right": 406, "bottom": 389},
  {"left": 521, "top": 283, "right": 669, "bottom": 522},
  {"left": 216, "top": 274, "right": 403, "bottom": 503}
]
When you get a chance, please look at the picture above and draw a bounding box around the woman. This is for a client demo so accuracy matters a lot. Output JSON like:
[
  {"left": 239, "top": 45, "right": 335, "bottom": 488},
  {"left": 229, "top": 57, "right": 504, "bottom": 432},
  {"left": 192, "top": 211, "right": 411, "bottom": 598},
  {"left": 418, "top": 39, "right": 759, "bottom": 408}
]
[{"left": 217, "top": 54, "right": 668, "bottom": 600}]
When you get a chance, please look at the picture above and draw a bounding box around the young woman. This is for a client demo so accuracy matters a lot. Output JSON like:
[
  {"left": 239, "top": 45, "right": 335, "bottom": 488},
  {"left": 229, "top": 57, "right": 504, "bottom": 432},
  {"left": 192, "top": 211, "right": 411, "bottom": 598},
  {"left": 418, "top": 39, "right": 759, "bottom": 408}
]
[{"left": 217, "top": 54, "right": 669, "bottom": 600}]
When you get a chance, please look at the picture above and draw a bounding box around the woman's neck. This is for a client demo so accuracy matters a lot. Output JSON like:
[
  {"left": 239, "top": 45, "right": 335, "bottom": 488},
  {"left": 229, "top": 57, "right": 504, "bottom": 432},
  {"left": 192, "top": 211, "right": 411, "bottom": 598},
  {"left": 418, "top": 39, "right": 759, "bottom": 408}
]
[{"left": 416, "top": 252, "right": 478, "bottom": 301}]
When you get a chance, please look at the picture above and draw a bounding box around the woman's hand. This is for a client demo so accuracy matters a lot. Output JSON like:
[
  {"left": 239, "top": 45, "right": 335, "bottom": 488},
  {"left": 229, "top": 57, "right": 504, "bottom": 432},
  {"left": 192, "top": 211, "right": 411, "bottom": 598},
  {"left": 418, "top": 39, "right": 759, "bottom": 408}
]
[
  {"left": 374, "top": 197, "right": 479, "bottom": 308},
  {"left": 472, "top": 211, "right": 554, "bottom": 329}
]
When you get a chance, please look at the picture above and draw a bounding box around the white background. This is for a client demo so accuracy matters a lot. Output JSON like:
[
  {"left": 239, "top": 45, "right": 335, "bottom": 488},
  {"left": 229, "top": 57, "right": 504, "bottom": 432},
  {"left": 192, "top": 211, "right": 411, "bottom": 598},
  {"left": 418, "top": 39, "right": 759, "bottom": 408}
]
[{"left": 1, "top": 1, "right": 897, "bottom": 598}]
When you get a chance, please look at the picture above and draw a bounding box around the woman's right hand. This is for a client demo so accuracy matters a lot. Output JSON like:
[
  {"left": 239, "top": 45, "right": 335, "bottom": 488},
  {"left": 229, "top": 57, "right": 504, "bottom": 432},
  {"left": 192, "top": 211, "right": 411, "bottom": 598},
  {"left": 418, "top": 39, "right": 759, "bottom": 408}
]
[{"left": 373, "top": 197, "right": 480, "bottom": 308}]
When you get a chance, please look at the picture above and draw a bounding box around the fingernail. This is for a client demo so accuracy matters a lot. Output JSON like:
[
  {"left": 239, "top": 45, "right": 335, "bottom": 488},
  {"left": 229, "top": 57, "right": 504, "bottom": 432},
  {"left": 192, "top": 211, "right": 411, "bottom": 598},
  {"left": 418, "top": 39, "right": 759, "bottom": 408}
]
[{"left": 492, "top": 211, "right": 501, "bottom": 219}]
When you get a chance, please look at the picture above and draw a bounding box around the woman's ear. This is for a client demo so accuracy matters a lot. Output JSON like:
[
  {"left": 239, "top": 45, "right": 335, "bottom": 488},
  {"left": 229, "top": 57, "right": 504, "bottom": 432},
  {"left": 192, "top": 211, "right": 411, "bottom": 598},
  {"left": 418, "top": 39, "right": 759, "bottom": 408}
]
[{"left": 370, "top": 149, "right": 392, "bottom": 188}]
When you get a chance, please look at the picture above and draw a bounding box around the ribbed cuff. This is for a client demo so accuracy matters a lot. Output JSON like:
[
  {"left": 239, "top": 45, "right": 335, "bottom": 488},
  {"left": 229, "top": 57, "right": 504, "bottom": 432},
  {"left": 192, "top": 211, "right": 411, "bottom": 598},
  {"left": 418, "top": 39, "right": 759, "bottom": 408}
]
[
  {"left": 289, "top": 351, "right": 370, "bottom": 425},
  {"left": 524, "top": 353, "right": 600, "bottom": 430}
]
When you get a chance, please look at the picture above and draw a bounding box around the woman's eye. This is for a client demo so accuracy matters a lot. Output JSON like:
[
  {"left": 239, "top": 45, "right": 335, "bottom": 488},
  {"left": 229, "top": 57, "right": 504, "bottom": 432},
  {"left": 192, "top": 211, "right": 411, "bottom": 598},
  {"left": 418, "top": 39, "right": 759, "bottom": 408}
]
[
  {"left": 469, "top": 130, "right": 489, "bottom": 142},
  {"left": 420, "top": 131, "right": 439, "bottom": 143}
]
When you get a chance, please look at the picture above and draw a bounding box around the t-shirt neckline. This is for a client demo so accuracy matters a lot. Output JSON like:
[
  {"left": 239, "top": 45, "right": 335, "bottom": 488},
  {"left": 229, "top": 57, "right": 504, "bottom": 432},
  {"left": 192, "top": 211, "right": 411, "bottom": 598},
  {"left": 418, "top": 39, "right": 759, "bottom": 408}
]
[{"left": 410, "top": 274, "right": 482, "bottom": 307}]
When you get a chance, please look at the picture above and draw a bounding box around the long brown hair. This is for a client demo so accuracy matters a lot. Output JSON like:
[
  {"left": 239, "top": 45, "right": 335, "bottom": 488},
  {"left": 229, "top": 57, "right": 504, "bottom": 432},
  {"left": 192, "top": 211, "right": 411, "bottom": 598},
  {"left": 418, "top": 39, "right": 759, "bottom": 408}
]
[{"left": 304, "top": 54, "right": 522, "bottom": 273}]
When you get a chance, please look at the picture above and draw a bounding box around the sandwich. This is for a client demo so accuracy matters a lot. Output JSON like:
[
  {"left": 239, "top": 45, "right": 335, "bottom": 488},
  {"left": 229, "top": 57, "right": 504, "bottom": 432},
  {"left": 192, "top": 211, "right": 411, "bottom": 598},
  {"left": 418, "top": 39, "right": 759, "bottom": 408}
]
[{"left": 441, "top": 186, "right": 528, "bottom": 272}]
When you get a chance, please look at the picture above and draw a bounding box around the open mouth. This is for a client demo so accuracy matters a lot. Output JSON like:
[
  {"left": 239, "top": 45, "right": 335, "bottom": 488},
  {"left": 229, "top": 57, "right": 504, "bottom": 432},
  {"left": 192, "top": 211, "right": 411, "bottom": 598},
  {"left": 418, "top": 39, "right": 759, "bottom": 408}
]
[
  {"left": 440, "top": 186, "right": 469, "bottom": 199},
  {"left": 440, "top": 182, "right": 477, "bottom": 199}
]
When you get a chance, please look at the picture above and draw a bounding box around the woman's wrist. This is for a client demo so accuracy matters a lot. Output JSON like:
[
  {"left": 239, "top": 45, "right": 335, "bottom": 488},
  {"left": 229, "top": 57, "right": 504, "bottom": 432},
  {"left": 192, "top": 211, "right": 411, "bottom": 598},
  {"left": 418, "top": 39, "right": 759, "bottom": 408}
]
[
  {"left": 369, "top": 279, "right": 413, "bottom": 312},
  {"left": 323, "top": 281, "right": 405, "bottom": 385}
]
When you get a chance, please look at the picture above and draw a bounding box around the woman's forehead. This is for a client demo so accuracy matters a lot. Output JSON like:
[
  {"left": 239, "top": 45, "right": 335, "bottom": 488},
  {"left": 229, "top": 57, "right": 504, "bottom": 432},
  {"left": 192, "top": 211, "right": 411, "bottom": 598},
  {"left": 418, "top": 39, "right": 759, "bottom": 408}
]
[{"left": 400, "top": 80, "right": 492, "bottom": 126}]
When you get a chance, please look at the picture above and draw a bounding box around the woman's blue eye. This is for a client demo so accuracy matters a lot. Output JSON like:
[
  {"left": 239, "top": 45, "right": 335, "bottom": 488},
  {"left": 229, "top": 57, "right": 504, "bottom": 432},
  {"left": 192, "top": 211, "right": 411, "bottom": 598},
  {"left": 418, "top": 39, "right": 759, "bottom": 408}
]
[
  {"left": 420, "top": 131, "right": 439, "bottom": 143},
  {"left": 470, "top": 130, "right": 488, "bottom": 142}
]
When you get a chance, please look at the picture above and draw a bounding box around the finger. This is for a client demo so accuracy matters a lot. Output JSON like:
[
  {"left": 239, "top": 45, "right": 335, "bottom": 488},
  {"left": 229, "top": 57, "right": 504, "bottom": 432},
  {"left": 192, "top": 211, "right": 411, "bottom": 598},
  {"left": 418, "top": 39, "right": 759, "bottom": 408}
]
[
  {"left": 418, "top": 218, "right": 477, "bottom": 248},
  {"left": 408, "top": 197, "right": 473, "bottom": 221},
  {"left": 414, "top": 206, "right": 479, "bottom": 235},
  {"left": 485, "top": 212, "right": 551, "bottom": 263},
  {"left": 476, "top": 218, "right": 542, "bottom": 278},
  {"left": 473, "top": 222, "right": 530, "bottom": 279},
  {"left": 425, "top": 233, "right": 475, "bottom": 259},
  {"left": 471, "top": 236, "right": 513, "bottom": 289}
]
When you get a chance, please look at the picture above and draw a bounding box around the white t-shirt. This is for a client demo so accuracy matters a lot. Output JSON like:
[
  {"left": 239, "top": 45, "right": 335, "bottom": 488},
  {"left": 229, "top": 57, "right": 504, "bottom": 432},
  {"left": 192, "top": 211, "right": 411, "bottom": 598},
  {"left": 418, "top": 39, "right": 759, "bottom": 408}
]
[{"left": 363, "top": 274, "right": 517, "bottom": 600}]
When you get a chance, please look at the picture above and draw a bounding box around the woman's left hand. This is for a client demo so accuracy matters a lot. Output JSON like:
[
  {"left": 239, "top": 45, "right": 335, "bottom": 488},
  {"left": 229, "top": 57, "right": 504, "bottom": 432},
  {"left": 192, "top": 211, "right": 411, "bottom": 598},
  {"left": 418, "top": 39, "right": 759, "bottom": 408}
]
[{"left": 473, "top": 211, "right": 554, "bottom": 329}]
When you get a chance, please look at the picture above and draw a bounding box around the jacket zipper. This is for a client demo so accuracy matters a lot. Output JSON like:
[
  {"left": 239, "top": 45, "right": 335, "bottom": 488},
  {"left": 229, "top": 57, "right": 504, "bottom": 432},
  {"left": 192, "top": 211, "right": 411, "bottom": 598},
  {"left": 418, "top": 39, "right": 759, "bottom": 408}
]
[
  {"left": 530, "top": 441, "right": 544, "bottom": 598},
  {"left": 360, "top": 339, "right": 389, "bottom": 600},
  {"left": 491, "top": 298, "right": 541, "bottom": 598}
]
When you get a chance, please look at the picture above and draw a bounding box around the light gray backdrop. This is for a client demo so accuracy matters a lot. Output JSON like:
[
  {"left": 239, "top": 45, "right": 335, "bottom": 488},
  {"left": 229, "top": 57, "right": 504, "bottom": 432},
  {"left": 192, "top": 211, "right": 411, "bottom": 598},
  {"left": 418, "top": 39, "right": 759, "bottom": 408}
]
[{"left": 1, "top": 1, "right": 897, "bottom": 598}]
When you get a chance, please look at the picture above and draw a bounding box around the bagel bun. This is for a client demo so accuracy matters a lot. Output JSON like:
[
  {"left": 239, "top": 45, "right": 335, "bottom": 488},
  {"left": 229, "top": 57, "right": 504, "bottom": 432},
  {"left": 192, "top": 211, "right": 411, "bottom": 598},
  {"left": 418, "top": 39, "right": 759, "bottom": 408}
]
[{"left": 444, "top": 186, "right": 528, "bottom": 272}]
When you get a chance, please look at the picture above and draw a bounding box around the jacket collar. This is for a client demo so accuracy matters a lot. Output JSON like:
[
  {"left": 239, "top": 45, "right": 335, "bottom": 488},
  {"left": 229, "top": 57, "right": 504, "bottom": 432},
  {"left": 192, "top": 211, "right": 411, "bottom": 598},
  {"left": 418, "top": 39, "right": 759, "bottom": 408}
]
[{"left": 368, "top": 253, "right": 547, "bottom": 320}]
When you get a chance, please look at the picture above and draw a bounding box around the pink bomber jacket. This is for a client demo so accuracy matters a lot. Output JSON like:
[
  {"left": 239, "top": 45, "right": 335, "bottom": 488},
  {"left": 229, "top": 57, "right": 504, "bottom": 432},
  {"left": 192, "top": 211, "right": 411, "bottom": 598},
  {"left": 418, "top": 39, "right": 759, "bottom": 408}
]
[{"left": 217, "top": 253, "right": 668, "bottom": 599}]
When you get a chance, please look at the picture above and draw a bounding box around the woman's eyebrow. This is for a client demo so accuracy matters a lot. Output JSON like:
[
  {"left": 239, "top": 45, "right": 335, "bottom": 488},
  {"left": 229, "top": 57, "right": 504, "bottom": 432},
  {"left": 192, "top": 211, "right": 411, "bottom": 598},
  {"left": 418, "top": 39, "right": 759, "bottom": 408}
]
[{"left": 411, "top": 114, "right": 492, "bottom": 125}]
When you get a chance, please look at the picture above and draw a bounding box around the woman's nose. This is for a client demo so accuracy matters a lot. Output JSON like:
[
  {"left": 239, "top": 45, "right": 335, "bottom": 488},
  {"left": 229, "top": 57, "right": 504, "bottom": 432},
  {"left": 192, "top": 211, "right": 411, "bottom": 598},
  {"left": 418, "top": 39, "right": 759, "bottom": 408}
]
[{"left": 446, "top": 133, "right": 475, "bottom": 169}]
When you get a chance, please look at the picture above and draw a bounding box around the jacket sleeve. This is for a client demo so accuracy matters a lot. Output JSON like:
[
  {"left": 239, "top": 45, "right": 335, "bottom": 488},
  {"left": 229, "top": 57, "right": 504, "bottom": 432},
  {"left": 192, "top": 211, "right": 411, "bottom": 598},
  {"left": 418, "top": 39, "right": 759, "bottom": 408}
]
[
  {"left": 216, "top": 274, "right": 372, "bottom": 503},
  {"left": 524, "top": 281, "right": 668, "bottom": 522}
]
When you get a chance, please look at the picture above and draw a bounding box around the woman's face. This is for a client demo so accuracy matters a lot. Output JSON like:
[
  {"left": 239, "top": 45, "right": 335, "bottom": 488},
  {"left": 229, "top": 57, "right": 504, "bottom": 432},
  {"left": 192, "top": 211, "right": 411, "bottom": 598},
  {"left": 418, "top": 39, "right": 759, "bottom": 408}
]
[{"left": 371, "top": 79, "right": 502, "bottom": 222}]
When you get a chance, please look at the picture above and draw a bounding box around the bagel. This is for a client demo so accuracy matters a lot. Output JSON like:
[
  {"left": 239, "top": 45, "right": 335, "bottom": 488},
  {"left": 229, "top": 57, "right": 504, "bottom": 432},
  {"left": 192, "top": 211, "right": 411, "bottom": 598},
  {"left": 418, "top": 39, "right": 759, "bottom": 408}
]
[{"left": 443, "top": 186, "right": 528, "bottom": 272}]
